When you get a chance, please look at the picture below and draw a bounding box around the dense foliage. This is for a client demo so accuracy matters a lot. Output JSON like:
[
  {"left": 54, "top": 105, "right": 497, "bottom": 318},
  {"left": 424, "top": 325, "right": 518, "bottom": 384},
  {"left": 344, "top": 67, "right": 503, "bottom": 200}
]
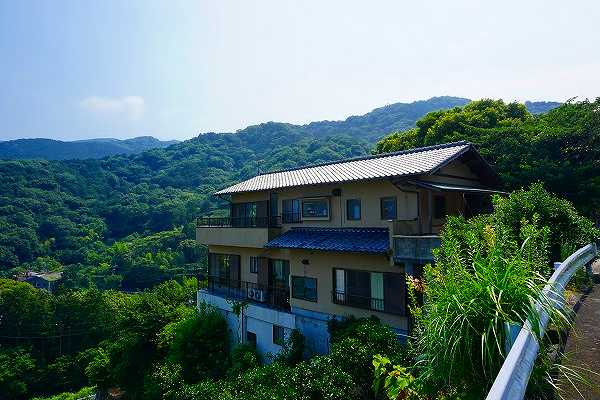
[
  {"left": 374, "top": 185, "right": 598, "bottom": 399},
  {"left": 0, "top": 278, "right": 202, "bottom": 400},
  {"left": 375, "top": 98, "right": 600, "bottom": 219},
  {"left": 1, "top": 97, "right": 473, "bottom": 286}
]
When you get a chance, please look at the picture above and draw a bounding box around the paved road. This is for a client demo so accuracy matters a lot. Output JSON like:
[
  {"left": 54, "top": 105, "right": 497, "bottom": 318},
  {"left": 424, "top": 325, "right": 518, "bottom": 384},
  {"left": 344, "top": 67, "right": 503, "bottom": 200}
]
[{"left": 560, "top": 282, "right": 600, "bottom": 400}]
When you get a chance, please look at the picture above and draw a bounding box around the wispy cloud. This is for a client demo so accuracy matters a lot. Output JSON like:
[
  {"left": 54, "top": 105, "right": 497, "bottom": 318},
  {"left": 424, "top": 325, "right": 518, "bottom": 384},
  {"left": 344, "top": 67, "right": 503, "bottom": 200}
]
[{"left": 80, "top": 96, "right": 145, "bottom": 120}]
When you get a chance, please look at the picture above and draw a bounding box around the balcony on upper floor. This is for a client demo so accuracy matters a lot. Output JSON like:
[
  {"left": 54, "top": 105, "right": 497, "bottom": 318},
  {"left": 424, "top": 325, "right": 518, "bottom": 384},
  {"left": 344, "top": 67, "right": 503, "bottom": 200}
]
[
  {"left": 389, "top": 219, "right": 441, "bottom": 264},
  {"left": 196, "top": 215, "right": 282, "bottom": 248}
]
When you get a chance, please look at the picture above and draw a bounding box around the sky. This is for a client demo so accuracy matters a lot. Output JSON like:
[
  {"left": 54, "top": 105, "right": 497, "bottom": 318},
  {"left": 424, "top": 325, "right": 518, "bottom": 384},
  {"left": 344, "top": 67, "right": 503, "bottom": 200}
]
[{"left": 1, "top": 0, "right": 599, "bottom": 141}]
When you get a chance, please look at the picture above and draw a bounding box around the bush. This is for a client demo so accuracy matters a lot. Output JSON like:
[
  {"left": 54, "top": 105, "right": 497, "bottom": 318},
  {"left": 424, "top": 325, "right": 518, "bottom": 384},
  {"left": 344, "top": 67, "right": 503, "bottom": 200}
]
[
  {"left": 166, "top": 306, "right": 230, "bottom": 382},
  {"left": 493, "top": 182, "right": 599, "bottom": 262},
  {"left": 228, "top": 343, "right": 260, "bottom": 378},
  {"left": 410, "top": 216, "right": 570, "bottom": 398}
]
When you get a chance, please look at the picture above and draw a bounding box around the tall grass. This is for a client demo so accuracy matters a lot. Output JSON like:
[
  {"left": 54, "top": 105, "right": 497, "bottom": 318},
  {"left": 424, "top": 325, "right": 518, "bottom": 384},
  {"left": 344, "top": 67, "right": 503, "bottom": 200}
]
[{"left": 409, "top": 216, "right": 572, "bottom": 398}]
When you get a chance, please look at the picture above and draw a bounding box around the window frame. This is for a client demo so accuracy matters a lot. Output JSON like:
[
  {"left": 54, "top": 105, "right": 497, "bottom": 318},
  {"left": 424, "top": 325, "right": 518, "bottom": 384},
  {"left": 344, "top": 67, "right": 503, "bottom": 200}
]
[
  {"left": 380, "top": 196, "right": 397, "bottom": 220},
  {"left": 291, "top": 275, "right": 318, "bottom": 302},
  {"left": 272, "top": 325, "right": 285, "bottom": 346},
  {"left": 249, "top": 256, "right": 258, "bottom": 274},
  {"left": 346, "top": 198, "right": 361, "bottom": 221},
  {"left": 301, "top": 197, "right": 330, "bottom": 220}
]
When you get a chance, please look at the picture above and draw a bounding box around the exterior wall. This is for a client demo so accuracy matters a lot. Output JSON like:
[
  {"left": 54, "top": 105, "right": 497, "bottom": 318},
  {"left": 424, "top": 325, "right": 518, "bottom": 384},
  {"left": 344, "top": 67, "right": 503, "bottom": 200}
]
[
  {"left": 198, "top": 291, "right": 296, "bottom": 357},
  {"left": 287, "top": 249, "right": 409, "bottom": 331},
  {"left": 197, "top": 226, "right": 281, "bottom": 248}
]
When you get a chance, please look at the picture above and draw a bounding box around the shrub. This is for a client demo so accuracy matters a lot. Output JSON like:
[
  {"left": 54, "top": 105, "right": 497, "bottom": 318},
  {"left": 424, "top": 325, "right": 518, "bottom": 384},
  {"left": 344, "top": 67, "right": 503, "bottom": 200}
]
[
  {"left": 166, "top": 306, "right": 229, "bottom": 382},
  {"left": 228, "top": 343, "right": 260, "bottom": 378},
  {"left": 272, "top": 328, "right": 305, "bottom": 366},
  {"left": 493, "top": 183, "right": 599, "bottom": 262},
  {"left": 410, "top": 216, "right": 570, "bottom": 398}
]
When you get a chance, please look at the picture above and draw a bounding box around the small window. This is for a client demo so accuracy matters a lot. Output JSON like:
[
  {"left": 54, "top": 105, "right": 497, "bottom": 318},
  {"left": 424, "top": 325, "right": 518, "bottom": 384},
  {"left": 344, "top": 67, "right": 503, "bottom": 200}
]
[
  {"left": 302, "top": 198, "right": 329, "bottom": 218},
  {"left": 249, "top": 256, "right": 259, "bottom": 274},
  {"left": 346, "top": 199, "right": 361, "bottom": 220},
  {"left": 434, "top": 196, "right": 447, "bottom": 219},
  {"left": 247, "top": 331, "right": 257, "bottom": 346},
  {"left": 273, "top": 325, "right": 285, "bottom": 346},
  {"left": 380, "top": 197, "right": 397, "bottom": 220},
  {"left": 291, "top": 276, "right": 317, "bottom": 302}
]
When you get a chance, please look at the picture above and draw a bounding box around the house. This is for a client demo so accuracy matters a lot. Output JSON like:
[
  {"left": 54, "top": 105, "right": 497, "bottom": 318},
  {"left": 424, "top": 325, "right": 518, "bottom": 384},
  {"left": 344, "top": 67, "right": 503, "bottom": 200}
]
[
  {"left": 196, "top": 141, "right": 503, "bottom": 356},
  {"left": 21, "top": 271, "right": 63, "bottom": 292}
]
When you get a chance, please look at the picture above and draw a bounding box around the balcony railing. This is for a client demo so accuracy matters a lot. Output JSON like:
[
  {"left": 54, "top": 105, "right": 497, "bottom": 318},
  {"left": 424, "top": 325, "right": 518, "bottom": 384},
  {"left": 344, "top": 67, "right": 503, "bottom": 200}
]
[
  {"left": 206, "top": 276, "right": 290, "bottom": 311},
  {"left": 332, "top": 291, "right": 402, "bottom": 315},
  {"left": 281, "top": 211, "right": 302, "bottom": 224},
  {"left": 393, "top": 235, "right": 441, "bottom": 263},
  {"left": 197, "top": 216, "right": 282, "bottom": 228}
]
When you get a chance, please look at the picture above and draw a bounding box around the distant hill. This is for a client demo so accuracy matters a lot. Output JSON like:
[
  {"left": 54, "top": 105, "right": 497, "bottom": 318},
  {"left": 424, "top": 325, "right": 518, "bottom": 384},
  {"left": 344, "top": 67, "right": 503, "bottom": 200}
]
[
  {"left": 524, "top": 100, "right": 562, "bottom": 114},
  {"left": 0, "top": 136, "right": 178, "bottom": 160}
]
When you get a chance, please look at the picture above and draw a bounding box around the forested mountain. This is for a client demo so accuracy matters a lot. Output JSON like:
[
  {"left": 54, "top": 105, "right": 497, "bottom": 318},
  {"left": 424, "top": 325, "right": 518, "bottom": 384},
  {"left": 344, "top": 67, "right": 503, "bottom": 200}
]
[
  {"left": 0, "top": 96, "right": 473, "bottom": 283},
  {"left": 0, "top": 96, "right": 569, "bottom": 285},
  {"left": 0, "top": 136, "right": 179, "bottom": 160}
]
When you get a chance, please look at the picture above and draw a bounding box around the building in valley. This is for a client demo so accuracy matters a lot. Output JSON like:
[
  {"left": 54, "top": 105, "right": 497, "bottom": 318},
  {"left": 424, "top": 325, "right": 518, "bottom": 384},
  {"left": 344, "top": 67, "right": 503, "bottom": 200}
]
[{"left": 196, "top": 141, "right": 503, "bottom": 355}]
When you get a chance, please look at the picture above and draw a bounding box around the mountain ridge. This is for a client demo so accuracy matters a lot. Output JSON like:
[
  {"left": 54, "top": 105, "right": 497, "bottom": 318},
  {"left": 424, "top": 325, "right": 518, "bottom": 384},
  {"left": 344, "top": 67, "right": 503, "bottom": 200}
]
[{"left": 0, "top": 136, "right": 179, "bottom": 160}]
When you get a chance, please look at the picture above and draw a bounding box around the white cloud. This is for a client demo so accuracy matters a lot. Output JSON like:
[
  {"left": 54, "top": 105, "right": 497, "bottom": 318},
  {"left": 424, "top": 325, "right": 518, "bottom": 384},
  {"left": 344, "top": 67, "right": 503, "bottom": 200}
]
[{"left": 80, "top": 96, "right": 145, "bottom": 120}]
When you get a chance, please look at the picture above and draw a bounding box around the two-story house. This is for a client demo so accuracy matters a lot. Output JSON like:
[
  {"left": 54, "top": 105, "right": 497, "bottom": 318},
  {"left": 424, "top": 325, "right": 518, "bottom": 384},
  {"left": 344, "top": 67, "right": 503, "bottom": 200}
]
[{"left": 196, "top": 141, "right": 503, "bottom": 355}]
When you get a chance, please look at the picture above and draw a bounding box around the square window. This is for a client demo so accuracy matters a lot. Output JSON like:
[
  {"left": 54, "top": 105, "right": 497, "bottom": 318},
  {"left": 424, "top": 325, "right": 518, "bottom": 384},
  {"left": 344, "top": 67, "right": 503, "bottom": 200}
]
[
  {"left": 291, "top": 276, "right": 317, "bottom": 302},
  {"left": 249, "top": 256, "right": 258, "bottom": 274},
  {"left": 272, "top": 325, "right": 285, "bottom": 346},
  {"left": 381, "top": 197, "right": 397, "bottom": 220},
  {"left": 346, "top": 199, "right": 361, "bottom": 220}
]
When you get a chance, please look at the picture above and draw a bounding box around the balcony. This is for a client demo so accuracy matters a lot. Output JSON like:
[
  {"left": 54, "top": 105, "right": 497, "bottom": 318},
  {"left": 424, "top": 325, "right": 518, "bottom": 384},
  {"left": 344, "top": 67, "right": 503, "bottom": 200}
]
[
  {"left": 196, "top": 216, "right": 282, "bottom": 248},
  {"left": 206, "top": 276, "right": 290, "bottom": 311},
  {"left": 331, "top": 291, "right": 403, "bottom": 315},
  {"left": 393, "top": 235, "right": 440, "bottom": 263}
]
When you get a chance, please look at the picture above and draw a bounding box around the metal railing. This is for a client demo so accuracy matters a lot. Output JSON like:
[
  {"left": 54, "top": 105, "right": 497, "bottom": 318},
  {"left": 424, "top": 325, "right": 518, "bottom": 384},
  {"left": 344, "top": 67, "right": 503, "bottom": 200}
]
[
  {"left": 206, "top": 276, "right": 290, "bottom": 311},
  {"left": 485, "top": 243, "right": 598, "bottom": 400},
  {"left": 332, "top": 291, "right": 395, "bottom": 314},
  {"left": 197, "top": 216, "right": 282, "bottom": 228}
]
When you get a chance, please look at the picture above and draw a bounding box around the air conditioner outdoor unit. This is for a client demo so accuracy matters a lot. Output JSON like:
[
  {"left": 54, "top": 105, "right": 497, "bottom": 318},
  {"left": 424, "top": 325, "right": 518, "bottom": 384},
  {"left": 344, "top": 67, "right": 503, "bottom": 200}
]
[{"left": 247, "top": 287, "right": 265, "bottom": 302}]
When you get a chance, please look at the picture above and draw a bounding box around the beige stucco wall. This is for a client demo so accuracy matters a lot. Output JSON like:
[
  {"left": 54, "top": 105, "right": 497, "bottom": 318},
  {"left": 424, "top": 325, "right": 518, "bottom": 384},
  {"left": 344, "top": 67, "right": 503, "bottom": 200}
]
[{"left": 207, "top": 244, "right": 408, "bottom": 330}]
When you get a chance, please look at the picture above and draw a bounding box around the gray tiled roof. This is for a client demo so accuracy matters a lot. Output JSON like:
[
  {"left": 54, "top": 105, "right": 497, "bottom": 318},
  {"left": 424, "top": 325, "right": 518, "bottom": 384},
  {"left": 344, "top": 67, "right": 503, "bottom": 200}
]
[{"left": 215, "top": 141, "right": 471, "bottom": 195}]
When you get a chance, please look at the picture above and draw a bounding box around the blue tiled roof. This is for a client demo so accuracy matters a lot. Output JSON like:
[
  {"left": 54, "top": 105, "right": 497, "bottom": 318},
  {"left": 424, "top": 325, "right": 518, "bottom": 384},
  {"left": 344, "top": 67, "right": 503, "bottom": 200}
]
[{"left": 265, "top": 227, "right": 389, "bottom": 254}]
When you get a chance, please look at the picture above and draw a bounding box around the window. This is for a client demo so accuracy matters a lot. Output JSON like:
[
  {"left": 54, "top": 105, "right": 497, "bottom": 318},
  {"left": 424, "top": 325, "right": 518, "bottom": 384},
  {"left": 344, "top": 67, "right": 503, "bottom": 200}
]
[
  {"left": 249, "top": 256, "right": 259, "bottom": 274},
  {"left": 282, "top": 199, "right": 301, "bottom": 223},
  {"left": 346, "top": 199, "right": 361, "bottom": 220},
  {"left": 270, "top": 259, "right": 290, "bottom": 288},
  {"left": 302, "top": 198, "right": 329, "bottom": 218},
  {"left": 246, "top": 331, "right": 257, "bottom": 346},
  {"left": 291, "top": 276, "right": 317, "bottom": 302},
  {"left": 332, "top": 268, "right": 405, "bottom": 314},
  {"left": 380, "top": 197, "right": 397, "bottom": 219},
  {"left": 433, "top": 196, "right": 447, "bottom": 219},
  {"left": 273, "top": 325, "right": 285, "bottom": 345}
]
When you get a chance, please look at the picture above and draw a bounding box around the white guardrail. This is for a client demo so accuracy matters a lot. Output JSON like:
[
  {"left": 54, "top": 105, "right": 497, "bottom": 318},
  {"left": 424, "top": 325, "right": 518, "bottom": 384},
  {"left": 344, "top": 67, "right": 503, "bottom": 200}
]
[{"left": 485, "top": 243, "right": 598, "bottom": 400}]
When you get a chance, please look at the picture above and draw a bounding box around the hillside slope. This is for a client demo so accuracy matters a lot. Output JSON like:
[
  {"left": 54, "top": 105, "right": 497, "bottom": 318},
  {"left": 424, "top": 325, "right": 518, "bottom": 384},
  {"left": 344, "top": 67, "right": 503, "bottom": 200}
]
[{"left": 0, "top": 136, "right": 178, "bottom": 160}]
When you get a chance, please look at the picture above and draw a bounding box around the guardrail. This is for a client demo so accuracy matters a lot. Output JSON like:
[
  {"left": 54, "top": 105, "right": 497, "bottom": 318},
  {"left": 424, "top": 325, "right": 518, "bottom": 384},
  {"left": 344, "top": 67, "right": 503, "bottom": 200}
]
[{"left": 485, "top": 243, "right": 598, "bottom": 400}]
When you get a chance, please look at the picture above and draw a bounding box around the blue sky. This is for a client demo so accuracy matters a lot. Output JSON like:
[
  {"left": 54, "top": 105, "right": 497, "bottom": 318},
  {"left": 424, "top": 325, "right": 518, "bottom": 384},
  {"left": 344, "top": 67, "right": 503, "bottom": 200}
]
[{"left": 1, "top": 0, "right": 599, "bottom": 141}]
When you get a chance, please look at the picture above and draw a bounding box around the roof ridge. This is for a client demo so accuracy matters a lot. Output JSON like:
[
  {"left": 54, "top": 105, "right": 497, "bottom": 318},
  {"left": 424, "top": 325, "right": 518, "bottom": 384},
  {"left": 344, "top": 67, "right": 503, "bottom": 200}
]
[
  {"left": 291, "top": 227, "right": 389, "bottom": 232},
  {"left": 257, "top": 141, "right": 470, "bottom": 176}
]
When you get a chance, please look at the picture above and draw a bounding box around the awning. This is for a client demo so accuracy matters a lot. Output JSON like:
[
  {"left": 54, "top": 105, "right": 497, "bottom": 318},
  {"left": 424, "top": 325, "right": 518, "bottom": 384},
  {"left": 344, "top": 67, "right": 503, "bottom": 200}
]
[
  {"left": 407, "top": 180, "right": 507, "bottom": 195},
  {"left": 265, "top": 227, "right": 389, "bottom": 254}
]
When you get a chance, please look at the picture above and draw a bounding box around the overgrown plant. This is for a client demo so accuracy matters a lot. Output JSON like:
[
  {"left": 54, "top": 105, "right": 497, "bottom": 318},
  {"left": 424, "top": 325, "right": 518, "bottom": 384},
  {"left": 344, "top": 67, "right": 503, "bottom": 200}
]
[{"left": 408, "top": 216, "right": 572, "bottom": 398}]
